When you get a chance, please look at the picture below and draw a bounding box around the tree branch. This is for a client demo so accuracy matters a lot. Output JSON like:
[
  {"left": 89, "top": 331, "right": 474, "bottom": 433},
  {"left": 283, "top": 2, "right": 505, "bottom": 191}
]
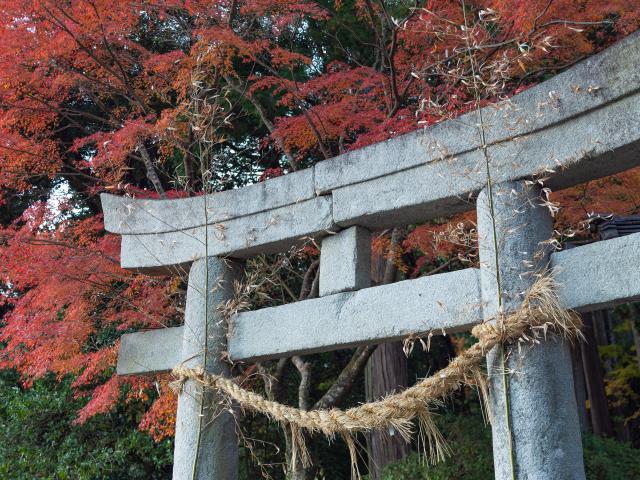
[
  {"left": 135, "top": 142, "right": 167, "bottom": 199},
  {"left": 257, "top": 357, "right": 289, "bottom": 402},
  {"left": 225, "top": 75, "right": 298, "bottom": 169},
  {"left": 313, "top": 344, "right": 378, "bottom": 410},
  {"left": 292, "top": 356, "right": 313, "bottom": 410},
  {"left": 299, "top": 259, "right": 320, "bottom": 300},
  {"left": 383, "top": 228, "right": 403, "bottom": 284}
]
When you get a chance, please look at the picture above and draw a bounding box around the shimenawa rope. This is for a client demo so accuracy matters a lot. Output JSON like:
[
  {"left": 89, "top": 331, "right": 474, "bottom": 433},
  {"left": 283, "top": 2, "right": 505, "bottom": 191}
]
[{"left": 171, "top": 274, "right": 582, "bottom": 477}]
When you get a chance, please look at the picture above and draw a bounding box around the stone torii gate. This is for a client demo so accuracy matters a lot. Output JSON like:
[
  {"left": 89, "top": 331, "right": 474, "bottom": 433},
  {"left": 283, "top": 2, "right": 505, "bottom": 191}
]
[{"left": 102, "top": 32, "right": 640, "bottom": 480}]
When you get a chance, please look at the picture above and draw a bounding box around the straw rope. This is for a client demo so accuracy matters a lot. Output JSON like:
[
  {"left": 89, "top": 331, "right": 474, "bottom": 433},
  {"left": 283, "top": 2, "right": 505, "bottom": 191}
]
[{"left": 171, "top": 274, "right": 583, "bottom": 473}]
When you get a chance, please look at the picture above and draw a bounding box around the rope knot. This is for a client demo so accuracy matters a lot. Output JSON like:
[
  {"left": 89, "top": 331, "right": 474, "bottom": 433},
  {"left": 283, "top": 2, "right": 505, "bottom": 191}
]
[
  {"left": 471, "top": 319, "right": 508, "bottom": 344},
  {"left": 170, "top": 365, "right": 208, "bottom": 393}
]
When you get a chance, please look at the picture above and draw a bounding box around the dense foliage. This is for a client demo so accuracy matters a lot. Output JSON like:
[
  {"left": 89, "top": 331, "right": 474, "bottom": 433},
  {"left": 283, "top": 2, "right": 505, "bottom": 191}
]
[
  {"left": 0, "top": 369, "right": 173, "bottom": 479},
  {"left": 1, "top": 0, "right": 640, "bottom": 476}
]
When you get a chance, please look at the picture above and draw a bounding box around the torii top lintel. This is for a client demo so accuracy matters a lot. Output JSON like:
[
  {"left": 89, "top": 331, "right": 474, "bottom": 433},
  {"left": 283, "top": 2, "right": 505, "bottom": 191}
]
[{"left": 102, "top": 31, "right": 640, "bottom": 274}]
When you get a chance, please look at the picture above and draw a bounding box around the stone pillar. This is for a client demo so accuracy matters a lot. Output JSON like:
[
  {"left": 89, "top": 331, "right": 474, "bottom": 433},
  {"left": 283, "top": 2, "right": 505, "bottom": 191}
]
[
  {"left": 477, "top": 182, "right": 585, "bottom": 480},
  {"left": 319, "top": 226, "right": 371, "bottom": 296},
  {"left": 173, "top": 257, "right": 241, "bottom": 480}
]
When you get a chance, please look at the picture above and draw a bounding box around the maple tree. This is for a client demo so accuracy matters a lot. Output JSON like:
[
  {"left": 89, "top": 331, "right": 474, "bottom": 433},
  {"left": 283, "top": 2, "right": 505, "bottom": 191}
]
[{"left": 1, "top": 0, "right": 640, "bottom": 476}]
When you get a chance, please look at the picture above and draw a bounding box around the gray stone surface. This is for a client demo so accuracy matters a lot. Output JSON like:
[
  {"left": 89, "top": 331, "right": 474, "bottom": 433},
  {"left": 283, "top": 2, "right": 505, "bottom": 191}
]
[
  {"left": 117, "top": 326, "right": 183, "bottom": 375},
  {"left": 173, "top": 257, "right": 241, "bottom": 480},
  {"left": 228, "top": 268, "right": 482, "bottom": 362},
  {"left": 552, "top": 231, "right": 640, "bottom": 311},
  {"left": 319, "top": 226, "right": 371, "bottom": 296},
  {"left": 331, "top": 149, "right": 484, "bottom": 228},
  {"left": 332, "top": 89, "right": 640, "bottom": 229},
  {"left": 101, "top": 168, "right": 314, "bottom": 234},
  {"left": 119, "top": 196, "right": 335, "bottom": 273},
  {"left": 314, "top": 30, "right": 640, "bottom": 194},
  {"left": 477, "top": 182, "right": 584, "bottom": 480}
]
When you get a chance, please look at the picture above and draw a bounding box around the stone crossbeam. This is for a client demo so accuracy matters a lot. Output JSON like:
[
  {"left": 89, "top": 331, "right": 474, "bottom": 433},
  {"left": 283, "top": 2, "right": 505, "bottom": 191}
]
[
  {"left": 102, "top": 31, "right": 640, "bottom": 273},
  {"left": 228, "top": 268, "right": 481, "bottom": 362},
  {"left": 552, "top": 233, "right": 640, "bottom": 311},
  {"left": 117, "top": 326, "right": 183, "bottom": 375},
  {"left": 116, "top": 230, "right": 640, "bottom": 374}
]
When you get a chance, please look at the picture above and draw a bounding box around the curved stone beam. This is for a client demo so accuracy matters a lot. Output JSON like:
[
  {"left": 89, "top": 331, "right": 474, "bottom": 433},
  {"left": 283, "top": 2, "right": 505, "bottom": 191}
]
[
  {"left": 333, "top": 88, "right": 640, "bottom": 229},
  {"left": 315, "top": 30, "right": 640, "bottom": 193},
  {"left": 102, "top": 168, "right": 314, "bottom": 235},
  {"left": 103, "top": 31, "right": 640, "bottom": 236},
  {"left": 118, "top": 196, "right": 334, "bottom": 273}
]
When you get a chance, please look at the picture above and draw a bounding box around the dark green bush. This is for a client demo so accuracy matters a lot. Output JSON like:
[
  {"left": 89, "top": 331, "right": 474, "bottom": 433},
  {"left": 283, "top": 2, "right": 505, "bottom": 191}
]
[
  {"left": 377, "top": 414, "right": 493, "bottom": 480},
  {"left": 0, "top": 370, "right": 173, "bottom": 480},
  {"left": 583, "top": 433, "right": 640, "bottom": 480}
]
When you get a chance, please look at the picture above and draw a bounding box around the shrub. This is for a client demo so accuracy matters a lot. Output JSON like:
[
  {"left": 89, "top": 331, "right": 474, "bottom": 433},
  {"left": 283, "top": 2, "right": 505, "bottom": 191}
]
[{"left": 0, "top": 370, "right": 173, "bottom": 480}]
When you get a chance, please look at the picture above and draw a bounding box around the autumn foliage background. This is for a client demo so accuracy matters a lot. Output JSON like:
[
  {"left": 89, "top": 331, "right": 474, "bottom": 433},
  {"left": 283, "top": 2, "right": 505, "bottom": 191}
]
[{"left": 1, "top": 0, "right": 640, "bottom": 478}]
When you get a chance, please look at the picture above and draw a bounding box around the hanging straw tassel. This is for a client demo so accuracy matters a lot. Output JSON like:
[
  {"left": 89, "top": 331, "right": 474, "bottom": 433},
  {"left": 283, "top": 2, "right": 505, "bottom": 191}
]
[
  {"left": 417, "top": 410, "right": 449, "bottom": 464},
  {"left": 289, "top": 423, "right": 312, "bottom": 469},
  {"left": 342, "top": 433, "right": 361, "bottom": 480},
  {"left": 472, "top": 367, "right": 491, "bottom": 423}
]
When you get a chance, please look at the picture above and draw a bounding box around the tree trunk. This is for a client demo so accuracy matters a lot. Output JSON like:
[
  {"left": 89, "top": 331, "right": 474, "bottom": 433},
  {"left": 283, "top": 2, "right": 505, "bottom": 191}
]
[
  {"left": 365, "top": 229, "right": 410, "bottom": 479},
  {"left": 592, "top": 310, "right": 613, "bottom": 372},
  {"left": 571, "top": 344, "right": 590, "bottom": 433},
  {"left": 136, "top": 142, "right": 167, "bottom": 199},
  {"left": 630, "top": 305, "right": 640, "bottom": 371},
  {"left": 365, "top": 342, "right": 410, "bottom": 478},
  {"left": 580, "top": 312, "right": 614, "bottom": 437}
]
